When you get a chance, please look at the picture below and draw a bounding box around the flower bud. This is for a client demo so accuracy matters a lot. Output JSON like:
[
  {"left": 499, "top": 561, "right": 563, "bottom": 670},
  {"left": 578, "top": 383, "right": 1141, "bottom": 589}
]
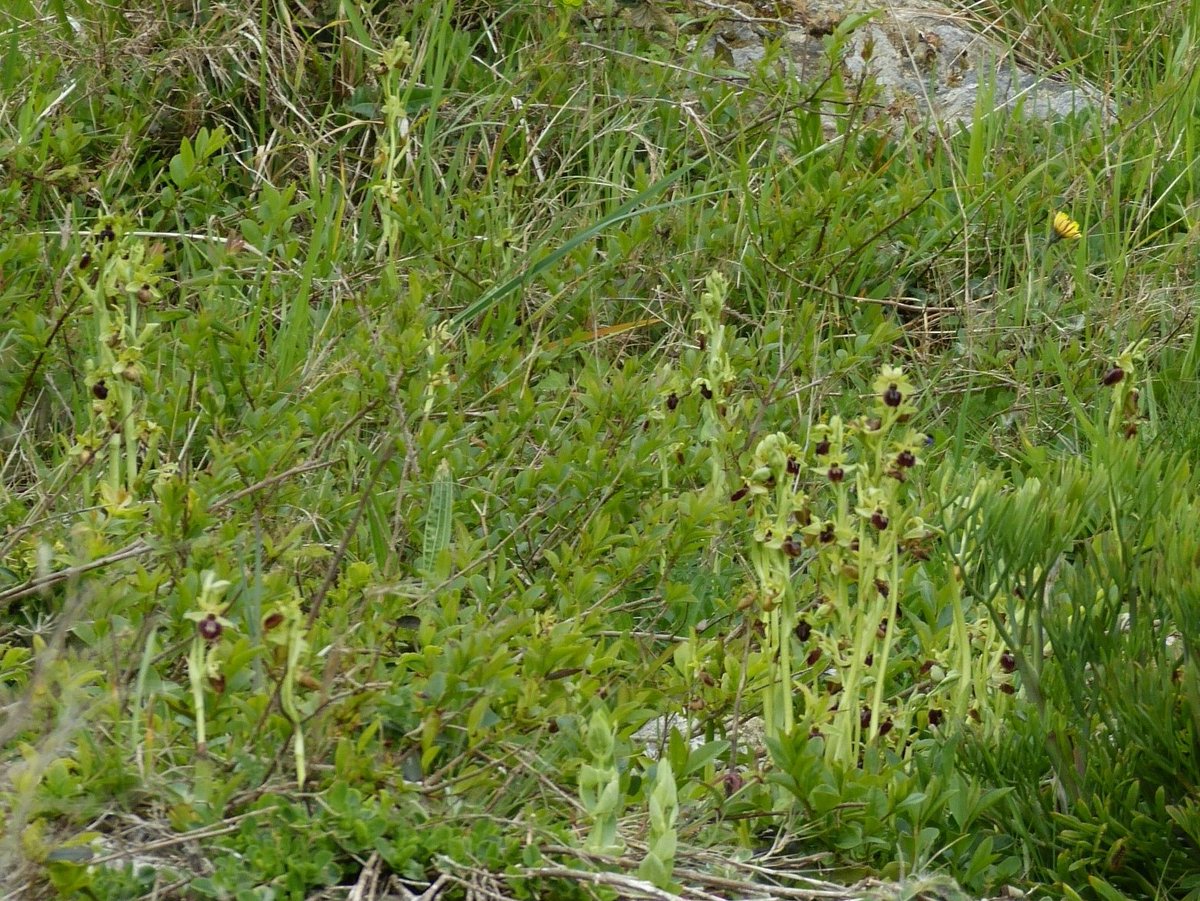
[{"left": 722, "top": 770, "right": 744, "bottom": 797}]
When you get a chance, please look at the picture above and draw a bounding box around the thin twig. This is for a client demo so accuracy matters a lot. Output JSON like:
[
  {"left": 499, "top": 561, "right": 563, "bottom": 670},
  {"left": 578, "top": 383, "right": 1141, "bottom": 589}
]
[{"left": 88, "top": 806, "right": 278, "bottom": 865}]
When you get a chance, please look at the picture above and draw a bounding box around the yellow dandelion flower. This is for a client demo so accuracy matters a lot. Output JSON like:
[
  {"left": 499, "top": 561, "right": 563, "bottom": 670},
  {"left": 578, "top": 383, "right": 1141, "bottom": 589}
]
[{"left": 1051, "top": 211, "right": 1081, "bottom": 242}]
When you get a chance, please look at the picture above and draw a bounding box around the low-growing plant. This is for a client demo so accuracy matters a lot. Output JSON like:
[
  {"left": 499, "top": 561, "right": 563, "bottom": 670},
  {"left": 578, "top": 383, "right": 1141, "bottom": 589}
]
[
  {"left": 737, "top": 365, "right": 1010, "bottom": 768},
  {"left": 4, "top": 0, "right": 1200, "bottom": 897}
]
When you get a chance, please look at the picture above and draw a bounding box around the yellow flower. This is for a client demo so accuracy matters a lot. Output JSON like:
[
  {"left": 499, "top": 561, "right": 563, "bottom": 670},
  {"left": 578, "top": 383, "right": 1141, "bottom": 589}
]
[{"left": 1051, "top": 211, "right": 1081, "bottom": 242}]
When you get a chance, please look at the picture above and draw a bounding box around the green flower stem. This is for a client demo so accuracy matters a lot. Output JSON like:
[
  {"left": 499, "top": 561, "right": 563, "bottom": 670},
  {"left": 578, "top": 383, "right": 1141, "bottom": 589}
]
[
  {"left": 122, "top": 383, "right": 137, "bottom": 493},
  {"left": 107, "top": 431, "right": 122, "bottom": 498},
  {"left": 948, "top": 572, "right": 972, "bottom": 723},
  {"left": 187, "top": 637, "right": 208, "bottom": 753},
  {"left": 867, "top": 551, "right": 900, "bottom": 740},
  {"left": 751, "top": 542, "right": 793, "bottom": 739},
  {"left": 283, "top": 621, "right": 307, "bottom": 788},
  {"left": 746, "top": 432, "right": 805, "bottom": 741}
]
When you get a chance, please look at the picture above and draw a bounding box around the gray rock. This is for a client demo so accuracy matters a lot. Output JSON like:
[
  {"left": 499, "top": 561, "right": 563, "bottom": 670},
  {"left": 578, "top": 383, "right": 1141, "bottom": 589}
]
[{"left": 701, "top": 0, "right": 1112, "bottom": 134}]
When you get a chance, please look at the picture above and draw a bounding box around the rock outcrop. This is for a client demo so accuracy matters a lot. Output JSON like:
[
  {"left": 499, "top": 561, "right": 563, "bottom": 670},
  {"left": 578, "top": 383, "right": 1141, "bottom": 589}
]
[{"left": 698, "top": 0, "right": 1111, "bottom": 133}]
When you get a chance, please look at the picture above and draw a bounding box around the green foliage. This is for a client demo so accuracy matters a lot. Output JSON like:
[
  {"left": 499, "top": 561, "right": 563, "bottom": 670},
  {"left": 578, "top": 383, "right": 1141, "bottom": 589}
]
[
  {"left": 768, "top": 731, "right": 1021, "bottom": 891},
  {"left": 2, "top": 0, "right": 1200, "bottom": 897},
  {"left": 638, "top": 758, "right": 680, "bottom": 889},
  {"left": 580, "top": 707, "right": 624, "bottom": 854}
]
